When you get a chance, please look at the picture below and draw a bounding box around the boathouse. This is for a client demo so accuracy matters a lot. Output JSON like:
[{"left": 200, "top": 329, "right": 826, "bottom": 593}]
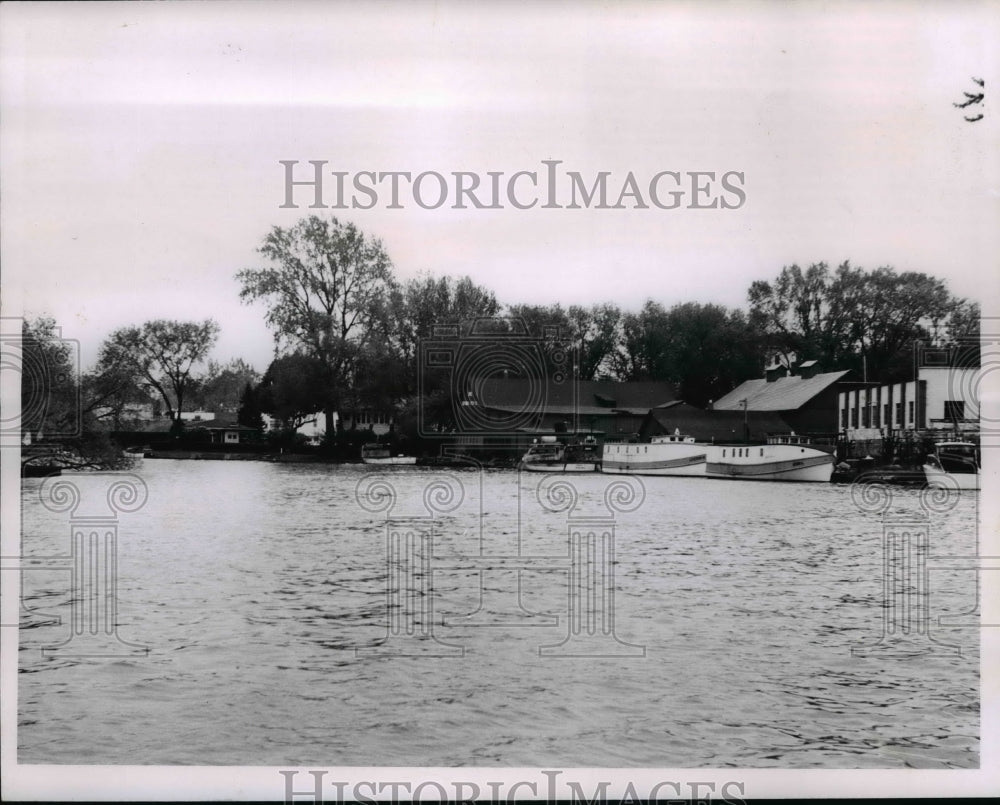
[
  {"left": 710, "top": 361, "right": 856, "bottom": 438},
  {"left": 472, "top": 378, "right": 678, "bottom": 439},
  {"left": 637, "top": 402, "right": 794, "bottom": 444}
]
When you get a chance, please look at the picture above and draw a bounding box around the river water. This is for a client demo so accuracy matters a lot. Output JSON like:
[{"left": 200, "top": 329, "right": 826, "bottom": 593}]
[{"left": 17, "top": 460, "right": 980, "bottom": 767}]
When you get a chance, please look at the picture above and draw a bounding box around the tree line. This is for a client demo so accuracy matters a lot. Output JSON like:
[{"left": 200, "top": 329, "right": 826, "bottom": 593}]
[{"left": 21, "top": 214, "right": 980, "bottom": 460}]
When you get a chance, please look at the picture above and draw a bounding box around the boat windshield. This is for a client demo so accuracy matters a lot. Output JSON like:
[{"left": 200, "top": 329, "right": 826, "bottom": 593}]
[{"left": 938, "top": 444, "right": 977, "bottom": 457}]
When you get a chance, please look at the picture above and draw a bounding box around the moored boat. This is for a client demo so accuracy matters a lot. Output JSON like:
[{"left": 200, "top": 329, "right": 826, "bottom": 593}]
[
  {"left": 602, "top": 433, "right": 707, "bottom": 476},
  {"left": 602, "top": 430, "right": 834, "bottom": 482},
  {"left": 923, "top": 440, "right": 979, "bottom": 490},
  {"left": 705, "top": 437, "right": 834, "bottom": 482},
  {"left": 519, "top": 435, "right": 601, "bottom": 473}
]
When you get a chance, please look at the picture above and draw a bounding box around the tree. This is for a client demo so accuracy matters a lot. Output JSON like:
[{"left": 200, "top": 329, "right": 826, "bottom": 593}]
[
  {"left": 747, "top": 263, "right": 833, "bottom": 369},
  {"left": 567, "top": 303, "right": 624, "bottom": 380},
  {"left": 236, "top": 381, "right": 265, "bottom": 430},
  {"left": 97, "top": 320, "right": 219, "bottom": 422},
  {"left": 612, "top": 301, "right": 762, "bottom": 405},
  {"left": 748, "top": 262, "right": 963, "bottom": 382},
  {"left": 18, "top": 317, "right": 79, "bottom": 442},
  {"left": 19, "top": 317, "right": 134, "bottom": 472},
  {"left": 954, "top": 77, "right": 984, "bottom": 123},
  {"left": 191, "top": 358, "right": 261, "bottom": 412},
  {"left": 236, "top": 216, "right": 396, "bottom": 434},
  {"left": 389, "top": 273, "right": 501, "bottom": 368},
  {"left": 256, "top": 352, "right": 332, "bottom": 430}
]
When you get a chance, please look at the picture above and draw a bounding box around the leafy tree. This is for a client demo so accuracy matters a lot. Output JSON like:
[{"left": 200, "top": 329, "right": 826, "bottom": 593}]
[
  {"left": 954, "top": 77, "right": 984, "bottom": 123},
  {"left": 612, "top": 301, "right": 762, "bottom": 405},
  {"left": 18, "top": 317, "right": 79, "bottom": 441},
  {"left": 191, "top": 358, "right": 261, "bottom": 412},
  {"left": 749, "top": 262, "right": 963, "bottom": 382},
  {"left": 236, "top": 216, "right": 395, "bottom": 434},
  {"left": 567, "top": 303, "right": 624, "bottom": 380},
  {"left": 80, "top": 361, "right": 153, "bottom": 430},
  {"left": 97, "top": 320, "right": 219, "bottom": 422},
  {"left": 19, "top": 316, "right": 135, "bottom": 471},
  {"left": 389, "top": 273, "right": 501, "bottom": 367},
  {"left": 256, "top": 352, "right": 331, "bottom": 430},
  {"left": 613, "top": 300, "right": 672, "bottom": 381},
  {"left": 236, "top": 381, "right": 265, "bottom": 430}
]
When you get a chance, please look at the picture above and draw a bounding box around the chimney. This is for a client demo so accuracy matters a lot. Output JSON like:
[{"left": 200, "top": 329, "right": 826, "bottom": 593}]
[
  {"left": 764, "top": 363, "right": 783, "bottom": 383},
  {"left": 797, "top": 360, "right": 820, "bottom": 379}
]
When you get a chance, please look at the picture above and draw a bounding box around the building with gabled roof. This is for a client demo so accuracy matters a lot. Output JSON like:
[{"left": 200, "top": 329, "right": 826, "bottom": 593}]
[
  {"left": 473, "top": 378, "right": 678, "bottom": 439},
  {"left": 711, "top": 361, "right": 857, "bottom": 435},
  {"left": 638, "top": 403, "right": 794, "bottom": 444}
]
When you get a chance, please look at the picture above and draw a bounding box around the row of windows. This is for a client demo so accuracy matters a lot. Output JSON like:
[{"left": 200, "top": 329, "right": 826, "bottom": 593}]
[
  {"left": 722, "top": 448, "right": 764, "bottom": 458},
  {"left": 842, "top": 400, "right": 916, "bottom": 428},
  {"left": 351, "top": 411, "right": 391, "bottom": 425}
]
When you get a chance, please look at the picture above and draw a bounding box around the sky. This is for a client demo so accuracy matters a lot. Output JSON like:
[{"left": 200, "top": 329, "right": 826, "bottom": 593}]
[{"left": 2, "top": 1, "right": 997, "bottom": 373}]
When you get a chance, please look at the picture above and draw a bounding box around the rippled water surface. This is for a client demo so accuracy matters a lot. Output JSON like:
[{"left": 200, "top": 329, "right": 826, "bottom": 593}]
[{"left": 18, "top": 460, "right": 979, "bottom": 767}]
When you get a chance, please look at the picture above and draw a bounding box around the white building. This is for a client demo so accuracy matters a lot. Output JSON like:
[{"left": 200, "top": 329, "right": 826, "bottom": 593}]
[{"left": 837, "top": 348, "right": 979, "bottom": 444}]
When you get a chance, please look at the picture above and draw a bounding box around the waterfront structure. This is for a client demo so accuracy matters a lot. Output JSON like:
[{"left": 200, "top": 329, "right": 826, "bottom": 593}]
[
  {"left": 473, "top": 378, "right": 677, "bottom": 439},
  {"left": 711, "top": 360, "right": 857, "bottom": 437},
  {"left": 837, "top": 343, "right": 980, "bottom": 457},
  {"left": 638, "top": 402, "right": 793, "bottom": 444}
]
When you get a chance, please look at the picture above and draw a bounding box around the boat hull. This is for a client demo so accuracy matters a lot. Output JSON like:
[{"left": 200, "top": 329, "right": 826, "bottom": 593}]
[
  {"left": 601, "top": 441, "right": 833, "bottom": 482},
  {"left": 362, "top": 456, "right": 417, "bottom": 465},
  {"left": 706, "top": 452, "right": 833, "bottom": 482},
  {"left": 923, "top": 464, "right": 979, "bottom": 490},
  {"left": 602, "top": 442, "right": 706, "bottom": 476},
  {"left": 521, "top": 461, "right": 600, "bottom": 473}
]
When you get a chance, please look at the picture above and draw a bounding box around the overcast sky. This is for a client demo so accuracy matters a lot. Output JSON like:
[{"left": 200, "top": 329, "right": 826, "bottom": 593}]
[{"left": 2, "top": 1, "right": 997, "bottom": 372}]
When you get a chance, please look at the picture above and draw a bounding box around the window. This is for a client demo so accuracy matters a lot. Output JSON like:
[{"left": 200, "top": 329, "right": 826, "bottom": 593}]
[
  {"left": 895, "top": 402, "right": 902, "bottom": 425},
  {"left": 862, "top": 407, "right": 870, "bottom": 428},
  {"left": 851, "top": 408, "right": 858, "bottom": 428},
  {"left": 908, "top": 401, "right": 914, "bottom": 423},
  {"left": 872, "top": 406, "right": 880, "bottom": 428},
  {"left": 841, "top": 408, "right": 848, "bottom": 428},
  {"left": 944, "top": 401, "right": 964, "bottom": 421},
  {"left": 760, "top": 448, "right": 764, "bottom": 457},
  {"left": 883, "top": 404, "right": 890, "bottom": 427},
  {"left": 723, "top": 449, "right": 726, "bottom": 458}
]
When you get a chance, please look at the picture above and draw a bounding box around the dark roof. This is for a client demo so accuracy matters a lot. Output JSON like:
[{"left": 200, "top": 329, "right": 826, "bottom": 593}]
[
  {"left": 712, "top": 370, "right": 849, "bottom": 411},
  {"left": 475, "top": 378, "right": 677, "bottom": 416},
  {"left": 641, "top": 403, "right": 793, "bottom": 443}
]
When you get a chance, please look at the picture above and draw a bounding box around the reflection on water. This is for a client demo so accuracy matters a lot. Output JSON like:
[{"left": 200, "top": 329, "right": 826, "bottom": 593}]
[{"left": 18, "top": 460, "right": 979, "bottom": 767}]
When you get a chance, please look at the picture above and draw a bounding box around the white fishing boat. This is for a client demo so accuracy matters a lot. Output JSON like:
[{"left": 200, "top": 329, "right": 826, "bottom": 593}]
[
  {"left": 602, "top": 430, "right": 834, "bottom": 482},
  {"left": 602, "top": 433, "right": 707, "bottom": 476},
  {"left": 923, "top": 440, "right": 980, "bottom": 490},
  {"left": 360, "top": 444, "right": 417, "bottom": 465},
  {"left": 519, "top": 435, "right": 601, "bottom": 473},
  {"left": 705, "top": 435, "right": 835, "bottom": 482}
]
